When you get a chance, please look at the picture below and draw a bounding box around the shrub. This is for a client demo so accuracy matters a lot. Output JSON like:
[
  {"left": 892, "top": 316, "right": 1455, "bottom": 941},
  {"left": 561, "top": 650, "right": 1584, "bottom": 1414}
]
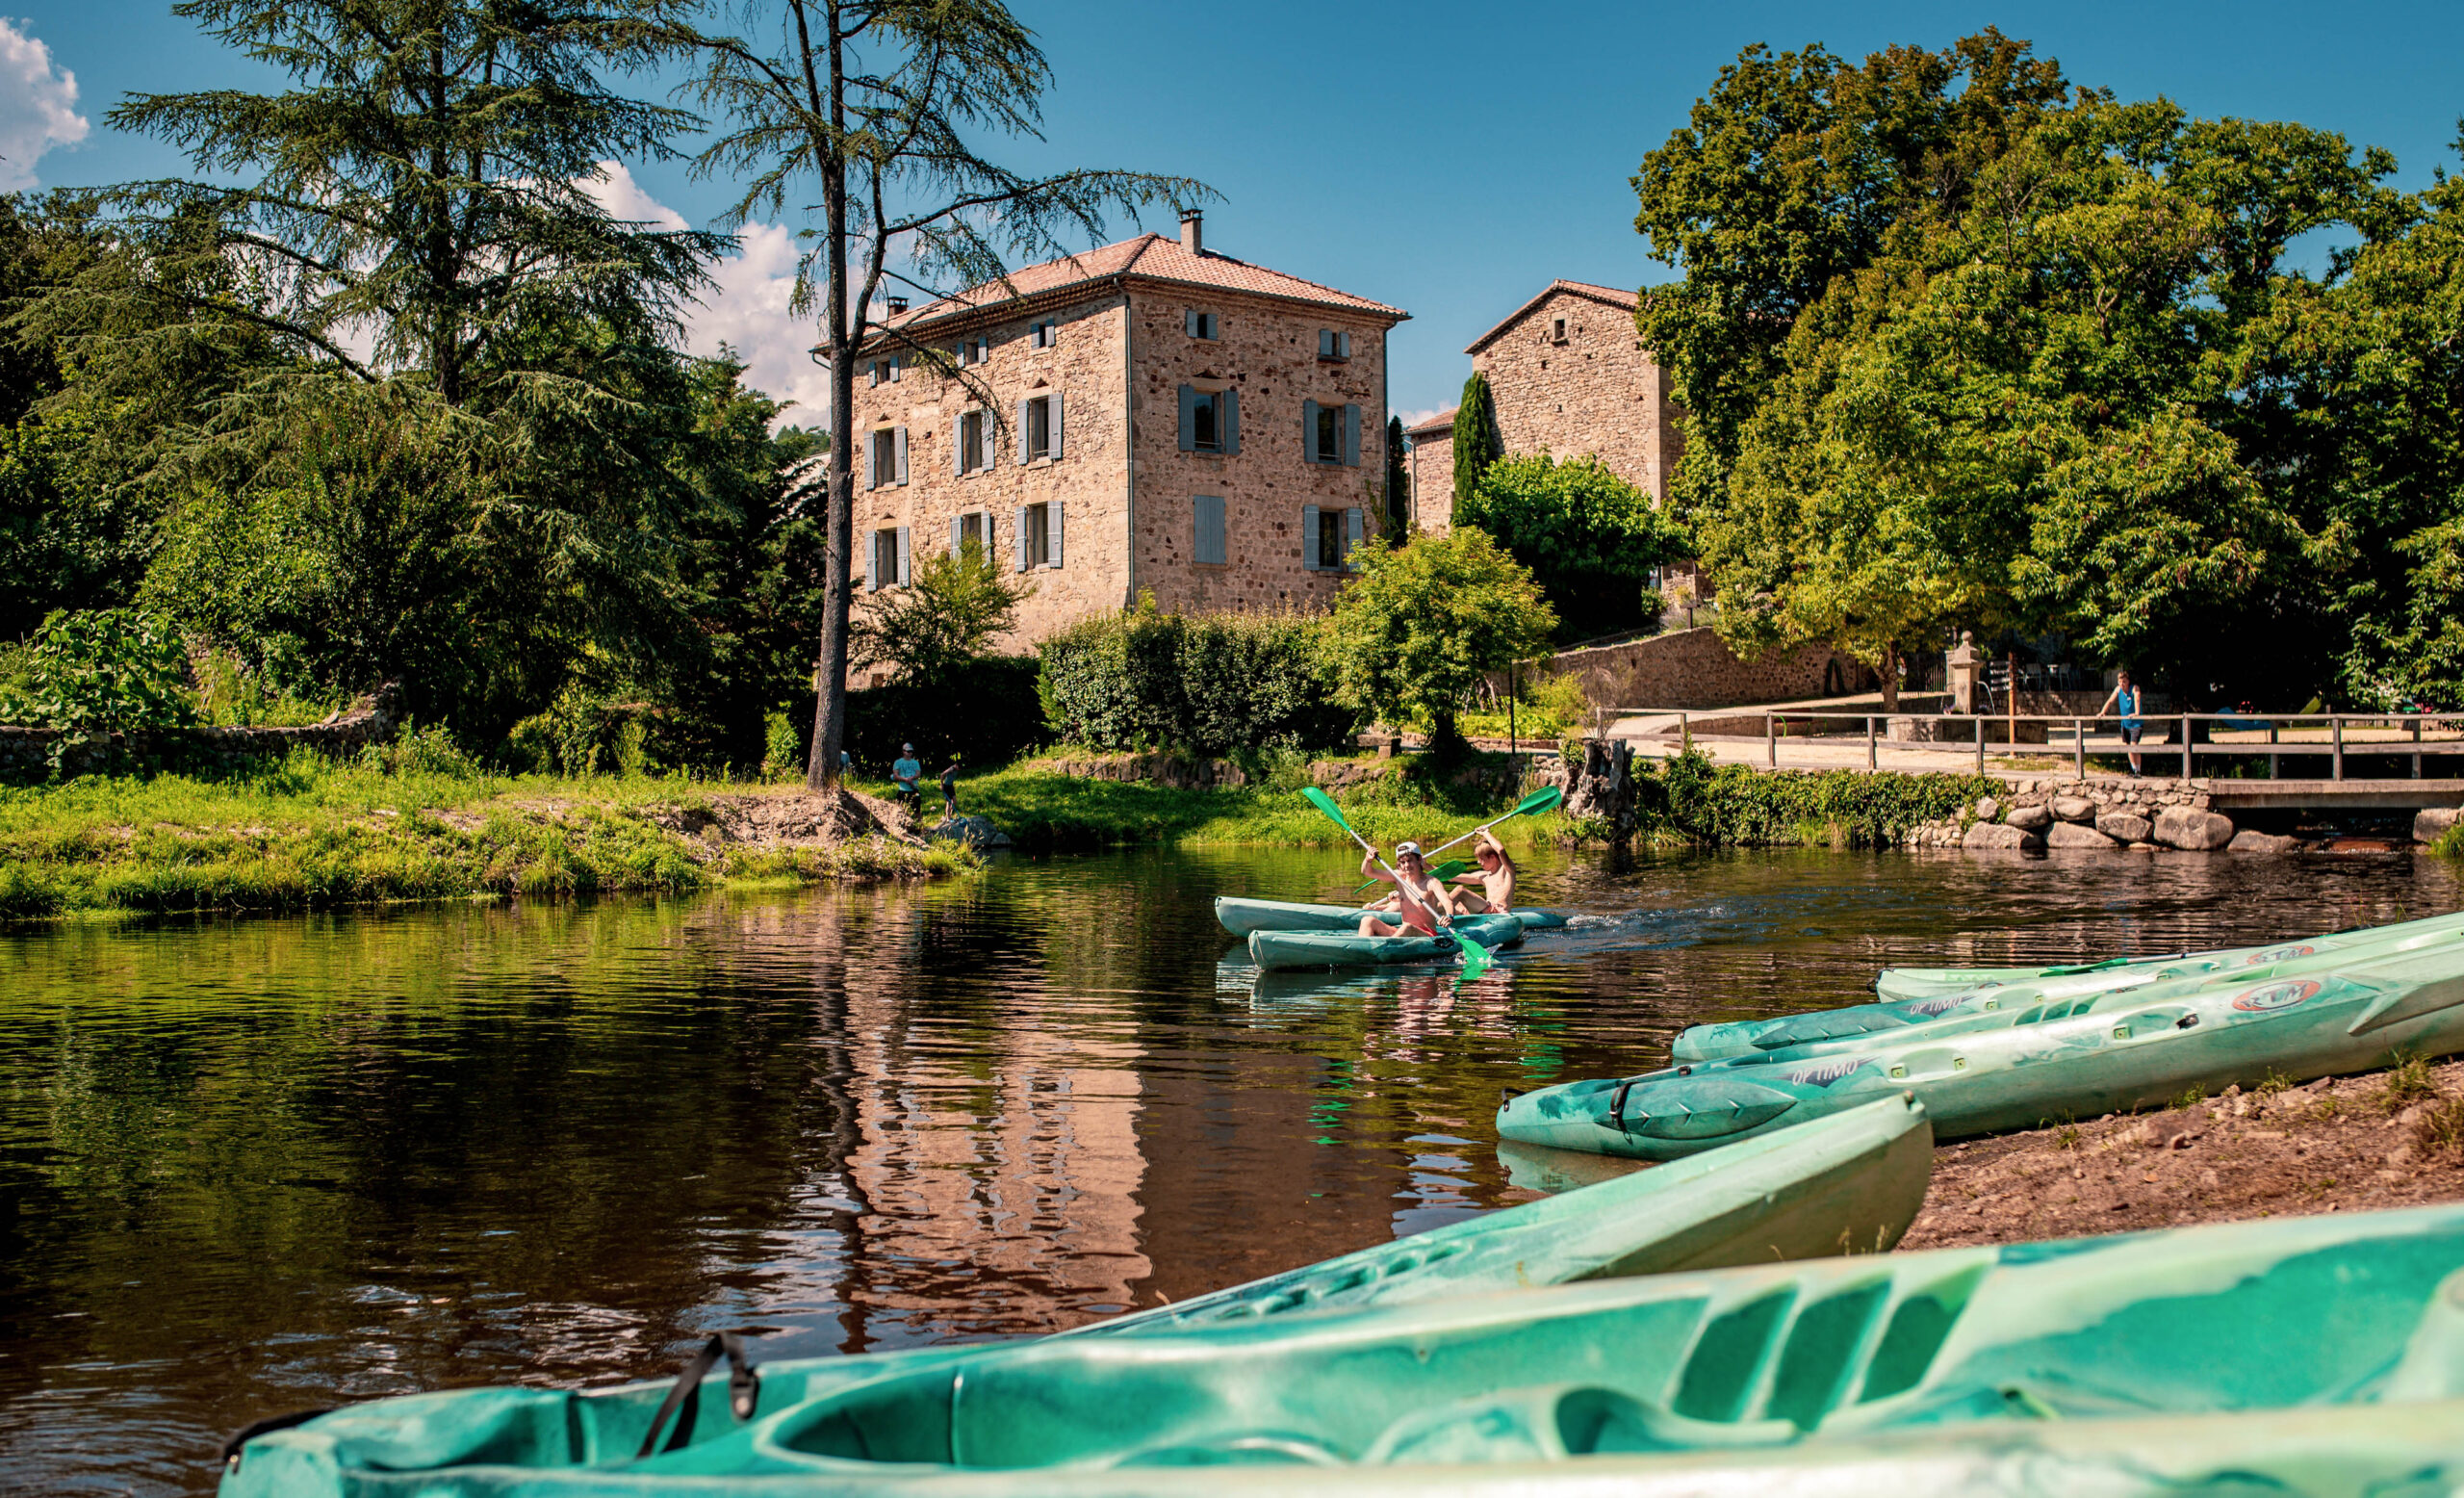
[
  {"left": 1458, "top": 454, "right": 1689, "bottom": 643},
  {"left": 1039, "top": 606, "right": 1354, "bottom": 754},
  {"left": 1329, "top": 530, "right": 1554, "bottom": 750},
  {"left": 1634, "top": 752, "right": 1996, "bottom": 847},
  {"left": 845, "top": 655, "right": 1044, "bottom": 771}
]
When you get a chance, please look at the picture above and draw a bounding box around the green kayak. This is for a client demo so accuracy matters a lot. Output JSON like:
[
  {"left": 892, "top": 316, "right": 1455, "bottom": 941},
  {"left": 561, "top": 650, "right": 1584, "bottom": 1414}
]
[
  {"left": 1503, "top": 939, "right": 2464, "bottom": 1159},
  {"left": 219, "top": 1099, "right": 1931, "bottom": 1492},
  {"left": 222, "top": 1201, "right": 2464, "bottom": 1489},
  {"left": 1679, "top": 908, "right": 2464, "bottom": 1062},
  {"left": 1215, "top": 896, "right": 1569, "bottom": 936},
  {"left": 1868, "top": 907, "right": 2464, "bottom": 1003},
  {"left": 1246, "top": 913, "right": 1524, "bottom": 971}
]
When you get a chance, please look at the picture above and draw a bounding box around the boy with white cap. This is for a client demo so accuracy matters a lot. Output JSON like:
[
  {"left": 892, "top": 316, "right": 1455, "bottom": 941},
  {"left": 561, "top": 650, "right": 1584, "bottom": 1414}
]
[{"left": 1357, "top": 841, "right": 1450, "bottom": 937}]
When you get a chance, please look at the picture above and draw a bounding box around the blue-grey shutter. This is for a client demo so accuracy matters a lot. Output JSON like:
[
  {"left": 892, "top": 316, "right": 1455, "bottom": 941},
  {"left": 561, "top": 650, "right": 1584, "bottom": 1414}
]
[
  {"left": 1047, "top": 501, "right": 1064, "bottom": 568},
  {"left": 1014, "top": 505, "right": 1029, "bottom": 572},
  {"left": 1050, "top": 394, "right": 1064, "bottom": 460},
  {"left": 863, "top": 529, "right": 878, "bottom": 591},
  {"left": 1196, "top": 495, "right": 1226, "bottom": 565},
  {"left": 1339, "top": 331, "right": 1351, "bottom": 358},
  {"left": 951, "top": 515, "right": 963, "bottom": 555},
  {"left": 1178, "top": 385, "right": 1196, "bottom": 452},
  {"left": 894, "top": 426, "right": 910, "bottom": 484},
  {"left": 1302, "top": 504, "right": 1322, "bottom": 570},
  {"left": 1345, "top": 507, "right": 1363, "bottom": 566},
  {"left": 1302, "top": 400, "right": 1320, "bottom": 464},
  {"left": 952, "top": 413, "right": 964, "bottom": 475},
  {"left": 1016, "top": 399, "right": 1030, "bottom": 462},
  {"left": 1343, "top": 404, "right": 1360, "bottom": 467},
  {"left": 1221, "top": 389, "right": 1239, "bottom": 454},
  {"left": 895, "top": 526, "right": 911, "bottom": 586},
  {"left": 982, "top": 409, "right": 995, "bottom": 472}
]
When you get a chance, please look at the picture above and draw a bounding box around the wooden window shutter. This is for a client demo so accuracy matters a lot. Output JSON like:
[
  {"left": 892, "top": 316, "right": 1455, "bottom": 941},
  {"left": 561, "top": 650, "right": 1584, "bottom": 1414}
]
[
  {"left": 1345, "top": 507, "right": 1363, "bottom": 565},
  {"left": 895, "top": 526, "right": 911, "bottom": 586},
  {"left": 951, "top": 515, "right": 963, "bottom": 554},
  {"left": 1343, "top": 405, "right": 1360, "bottom": 467},
  {"left": 1221, "top": 389, "right": 1239, "bottom": 454},
  {"left": 1015, "top": 400, "right": 1030, "bottom": 463},
  {"left": 1050, "top": 394, "right": 1064, "bottom": 459},
  {"left": 1302, "top": 400, "right": 1320, "bottom": 463},
  {"left": 1014, "top": 505, "right": 1030, "bottom": 572},
  {"left": 1196, "top": 495, "right": 1226, "bottom": 565},
  {"left": 952, "top": 411, "right": 965, "bottom": 475},
  {"left": 1339, "top": 331, "right": 1351, "bottom": 358},
  {"left": 982, "top": 409, "right": 995, "bottom": 471},
  {"left": 1047, "top": 501, "right": 1064, "bottom": 568},
  {"left": 1178, "top": 385, "right": 1197, "bottom": 452},
  {"left": 1301, "top": 504, "right": 1322, "bottom": 570},
  {"left": 894, "top": 426, "right": 910, "bottom": 484}
]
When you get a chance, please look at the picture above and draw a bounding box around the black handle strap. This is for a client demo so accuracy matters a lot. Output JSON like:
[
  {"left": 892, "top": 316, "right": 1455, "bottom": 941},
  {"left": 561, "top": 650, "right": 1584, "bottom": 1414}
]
[
  {"left": 220, "top": 1406, "right": 337, "bottom": 1473},
  {"left": 634, "top": 1331, "right": 760, "bottom": 1459}
]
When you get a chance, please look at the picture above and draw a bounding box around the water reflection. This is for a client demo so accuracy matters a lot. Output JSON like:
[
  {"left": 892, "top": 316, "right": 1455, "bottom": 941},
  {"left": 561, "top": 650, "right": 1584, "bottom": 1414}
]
[{"left": 0, "top": 843, "right": 2455, "bottom": 1493}]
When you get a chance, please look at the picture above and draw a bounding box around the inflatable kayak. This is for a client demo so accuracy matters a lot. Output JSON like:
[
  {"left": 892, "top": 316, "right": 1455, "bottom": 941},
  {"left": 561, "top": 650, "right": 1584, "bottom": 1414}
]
[
  {"left": 1504, "top": 940, "right": 2464, "bottom": 1160},
  {"left": 1868, "top": 907, "right": 2464, "bottom": 1003},
  {"left": 223, "top": 1200, "right": 2464, "bottom": 1489},
  {"left": 1678, "top": 909, "right": 2464, "bottom": 1061},
  {"left": 1216, "top": 896, "right": 1569, "bottom": 936},
  {"left": 220, "top": 1099, "right": 1931, "bottom": 1491},
  {"left": 1247, "top": 913, "right": 1524, "bottom": 971}
]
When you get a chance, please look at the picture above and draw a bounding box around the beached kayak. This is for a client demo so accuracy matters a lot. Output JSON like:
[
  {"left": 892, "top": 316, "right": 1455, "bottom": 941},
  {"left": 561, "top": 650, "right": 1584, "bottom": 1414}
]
[
  {"left": 1678, "top": 908, "right": 2464, "bottom": 1061},
  {"left": 1865, "top": 907, "right": 2464, "bottom": 1003},
  {"left": 1503, "top": 940, "right": 2464, "bottom": 1160},
  {"left": 222, "top": 1200, "right": 2464, "bottom": 1489},
  {"left": 219, "top": 1100, "right": 1932, "bottom": 1491},
  {"left": 1215, "top": 896, "right": 1569, "bottom": 936},
  {"left": 1246, "top": 913, "right": 1524, "bottom": 971}
]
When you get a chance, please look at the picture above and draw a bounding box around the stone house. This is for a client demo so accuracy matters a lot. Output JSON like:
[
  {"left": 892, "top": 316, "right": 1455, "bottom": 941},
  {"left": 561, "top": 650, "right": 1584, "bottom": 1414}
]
[
  {"left": 841, "top": 213, "right": 1407, "bottom": 669},
  {"left": 1403, "top": 279, "right": 1686, "bottom": 534}
]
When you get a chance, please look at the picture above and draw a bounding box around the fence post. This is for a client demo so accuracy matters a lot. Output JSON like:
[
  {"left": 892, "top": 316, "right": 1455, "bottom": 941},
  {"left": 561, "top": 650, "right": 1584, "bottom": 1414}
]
[
  {"left": 2415, "top": 717, "right": 2424, "bottom": 779},
  {"left": 2269, "top": 724, "right": 2279, "bottom": 780},
  {"left": 1867, "top": 715, "right": 1877, "bottom": 771},
  {"left": 1766, "top": 711, "right": 1777, "bottom": 768},
  {"left": 2073, "top": 718, "right": 2085, "bottom": 778},
  {"left": 2180, "top": 714, "right": 2193, "bottom": 780},
  {"left": 2332, "top": 715, "right": 2345, "bottom": 782},
  {"left": 1680, "top": 711, "right": 1690, "bottom": 758},
  {"left": 1976, "top": 718, "right": 1986, "bottom": 777}
]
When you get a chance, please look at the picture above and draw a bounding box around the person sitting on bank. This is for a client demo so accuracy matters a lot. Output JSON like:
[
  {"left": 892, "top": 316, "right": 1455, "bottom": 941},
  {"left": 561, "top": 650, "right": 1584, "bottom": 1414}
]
[
  {"left": 890, "top": 743, "right": 924, "bottom": 813},
  {"left": 1444, "top": 831, "right": 1517, "bottom": 915},
  {"left": 1357, "top": 842, "right": 1450, "bottom": 937},
  {"left": 2096, "top": 670, "right": 2147, "bottom": 779}
]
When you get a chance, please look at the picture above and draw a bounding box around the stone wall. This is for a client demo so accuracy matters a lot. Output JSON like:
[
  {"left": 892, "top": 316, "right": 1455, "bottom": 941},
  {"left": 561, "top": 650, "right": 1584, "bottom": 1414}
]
[
  {"left": 1404, "top": 414, "right": 1454, "bottom": 535},
  {"left": 1908, "top": 778, "right": 2291, "bottom": 855},
  {"left": 1468, "top": 284, "right": 1681, "bottom": 504},
  {"left": 1558, "top": 627, "right": 1869, "bottom": 710},
  {"left": 0, "top": 686, "right": 402, "bottom": 781}
]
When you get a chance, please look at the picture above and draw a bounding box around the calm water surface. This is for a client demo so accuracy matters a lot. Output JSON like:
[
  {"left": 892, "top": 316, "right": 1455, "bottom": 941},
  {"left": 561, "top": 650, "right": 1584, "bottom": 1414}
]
[{"left": 3, "top": 843, "right": 2458, "bottom": 1493}]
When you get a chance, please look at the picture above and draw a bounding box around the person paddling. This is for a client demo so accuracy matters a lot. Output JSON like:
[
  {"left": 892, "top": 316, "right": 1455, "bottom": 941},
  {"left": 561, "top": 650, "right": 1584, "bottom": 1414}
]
[
  {"left": 1443, "top": 830, "right": 1517, "bottom": 915},
  {"left": 1357, "top": 842, "right": 1450, "bottom": 937}
]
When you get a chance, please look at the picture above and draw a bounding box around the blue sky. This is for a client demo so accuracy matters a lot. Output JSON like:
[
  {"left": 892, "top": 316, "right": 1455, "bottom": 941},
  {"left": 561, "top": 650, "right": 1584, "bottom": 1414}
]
[{"left": 7, "top": 0, "right": 2463, "bottom": 426}]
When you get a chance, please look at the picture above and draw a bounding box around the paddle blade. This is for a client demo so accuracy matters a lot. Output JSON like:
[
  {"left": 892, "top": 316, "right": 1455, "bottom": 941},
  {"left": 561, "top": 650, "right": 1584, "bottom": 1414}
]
[
  {"left": 1431, "top": 859, "right": 1473, "bottom": 881},
  {"left": 1301, "top": 787, "right": 1354, "bottom": 837},
  {"left": 1454, "top": 930, "right": 1495, "bottom": 980},
  {"left": 1515, "top": 787, "right": 1564, "bottom": 816}
]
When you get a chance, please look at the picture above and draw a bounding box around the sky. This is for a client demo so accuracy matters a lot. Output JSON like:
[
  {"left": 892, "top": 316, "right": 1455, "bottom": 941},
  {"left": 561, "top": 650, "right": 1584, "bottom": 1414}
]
[{"left": 7, "top": 0, "right": 2464, "bottom": 429}]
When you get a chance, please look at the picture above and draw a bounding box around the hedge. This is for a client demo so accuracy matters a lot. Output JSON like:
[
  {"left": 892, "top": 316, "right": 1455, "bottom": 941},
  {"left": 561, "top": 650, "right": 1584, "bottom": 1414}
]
[{"left": 1038, "top": 609, "right": 1357, "bottom": 754}]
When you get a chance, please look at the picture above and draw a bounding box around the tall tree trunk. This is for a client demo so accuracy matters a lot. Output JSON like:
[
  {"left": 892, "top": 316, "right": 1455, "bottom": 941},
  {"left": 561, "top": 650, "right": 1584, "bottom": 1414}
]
[
  {"left": 1878, "top": 644, "right": 1901, "bottom": 711},
  {"left": 804, "top": 0, "right": 853, "bottom": 791}
]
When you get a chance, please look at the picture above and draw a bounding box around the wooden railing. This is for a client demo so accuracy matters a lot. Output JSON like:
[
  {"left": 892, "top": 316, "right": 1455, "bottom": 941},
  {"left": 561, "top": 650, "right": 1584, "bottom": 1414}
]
[{"left": 1610, "top": 709, "right": 2464, "bottom": 782}]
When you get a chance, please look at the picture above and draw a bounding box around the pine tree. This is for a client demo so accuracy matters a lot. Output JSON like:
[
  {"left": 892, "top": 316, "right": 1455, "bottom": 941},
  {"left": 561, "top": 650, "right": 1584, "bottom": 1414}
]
[
  {"left": 1451, "top": 372, "right": 1503, "bottom": 518},
  {"left": 1384, "top": 414, "right": 1408, "bottom": 534}
]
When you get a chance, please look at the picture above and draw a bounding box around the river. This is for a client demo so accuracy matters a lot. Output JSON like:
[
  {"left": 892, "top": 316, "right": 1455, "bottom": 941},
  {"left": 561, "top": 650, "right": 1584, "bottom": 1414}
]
[{"left": 2, "top": 843, "right": 2455, "bottom": 1493}]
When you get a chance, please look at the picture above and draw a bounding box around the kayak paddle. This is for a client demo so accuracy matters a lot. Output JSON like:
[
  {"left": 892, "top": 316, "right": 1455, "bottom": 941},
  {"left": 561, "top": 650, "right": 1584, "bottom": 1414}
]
[
  {"left": 1300, "top": 788, "right": 1493, "bottom": 979},
  {"left": 1345, "top": 787, "right": 1563, "bottom": 894}
]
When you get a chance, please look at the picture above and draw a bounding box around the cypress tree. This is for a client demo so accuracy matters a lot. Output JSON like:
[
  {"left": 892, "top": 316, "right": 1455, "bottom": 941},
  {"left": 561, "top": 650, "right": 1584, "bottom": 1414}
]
[
  {"left": 1451, "top": 372, "right": 1503, "bottom": 516},
  {"left": 1384, "top": 414, "right": 1408, "bottom": 534}
]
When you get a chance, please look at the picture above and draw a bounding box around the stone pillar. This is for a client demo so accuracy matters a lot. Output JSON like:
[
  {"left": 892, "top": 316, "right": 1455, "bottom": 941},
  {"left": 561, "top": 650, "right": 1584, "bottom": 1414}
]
[{"left": 1946, "top": 631, "right": 1984, "bottom": 715}]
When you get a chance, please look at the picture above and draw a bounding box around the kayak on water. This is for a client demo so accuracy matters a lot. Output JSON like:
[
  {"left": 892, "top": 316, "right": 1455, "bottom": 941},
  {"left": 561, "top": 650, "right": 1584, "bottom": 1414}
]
[
  {"left": 223, "top": 1200, "right": 2464, "bottom": 1488},
  {"left": 1866, "top": 907, "right": 2464, "bottom": 1003},
  {"left": 1215, "top": 896, "right": 1570, "bottom": 937},
  {"left": 1246, "top": 913, "right": 1524, "bottom": 971},
  {"left": 1502, "top": 940, "right": 2464, "bottom": 1160},
  {"left": 219, "top": 1098, "right": 1933, "bottom": 1492},
  {"left": 1677, "top": 909, "right": 2464, "bottom": 1061}
]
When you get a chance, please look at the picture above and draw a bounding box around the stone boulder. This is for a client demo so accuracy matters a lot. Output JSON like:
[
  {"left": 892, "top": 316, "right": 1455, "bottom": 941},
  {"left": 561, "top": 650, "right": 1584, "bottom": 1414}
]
[
  {"left": 929, "top": 815, "right": 1014, "bottom": 850},
  {"left": 2051, "top": 795, "right": 2097, "bottom": 823},
  {"left": 2416, "top": 807, "right": 2464, "bottom": 845},
  {"left": 1974, "top": 796, "right": 2001, "bottom": 821},
  {"left": 2004, "top": 803, "right": 2053, "bottom": 831},
  {"left": 1963, "top": 820, "right": 2043, "bottom": 851},
  {"left": 2228, "top": 829, "right": 2301, "bottom": 854},
  {"left": 2153, "top": 805, "right": 2237, "bottom": 851},
  {"left": 2045, "top": 821, "right": 2118, "bottom": 850},
  {"left": 2096, "top": 811, "right": 2153, "bottom": 843}
]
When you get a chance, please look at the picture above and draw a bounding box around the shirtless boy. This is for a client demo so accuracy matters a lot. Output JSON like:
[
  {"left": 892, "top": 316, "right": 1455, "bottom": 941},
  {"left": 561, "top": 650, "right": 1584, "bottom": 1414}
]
[
  {"left": 1356, "top": 842, "right": 1450, "bottom": 937},
  {"left": 1444, "top": 831, "right": 1517, "bottom": 915}
]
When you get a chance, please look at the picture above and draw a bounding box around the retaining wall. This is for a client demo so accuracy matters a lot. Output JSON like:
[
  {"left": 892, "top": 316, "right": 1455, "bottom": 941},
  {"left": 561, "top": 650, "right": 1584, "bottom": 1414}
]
[
  {"left": 0, "top": 687, "right": 402, "bottom": 781},
  {"left": 1556, "top": 627, "right": 1870, "bottom": 710}
]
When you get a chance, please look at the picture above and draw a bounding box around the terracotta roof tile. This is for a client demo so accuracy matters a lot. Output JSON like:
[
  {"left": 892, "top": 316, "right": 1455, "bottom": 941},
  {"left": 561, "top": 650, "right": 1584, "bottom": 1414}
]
[
  {"left": 1403, "top": 406, "right": 1457, "bottom": 436},
  {"left": 870, "top": 233, "right": 1406, "bottom": 346},
  {"left": 1465, "top": 278, "right": 1643, "bottom": 354}
]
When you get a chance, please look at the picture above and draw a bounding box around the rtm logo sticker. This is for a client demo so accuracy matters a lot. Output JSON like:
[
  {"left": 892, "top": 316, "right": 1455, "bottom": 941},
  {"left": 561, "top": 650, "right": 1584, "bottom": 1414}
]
[
  {"left": 1786, "top": 1059, "right": 1870, "bottom": 1088},
  {"left": 2233, "top": 978, "right": 2323, "bottom": 1012},
  {"left": 2245, "top": 945, "right": 2316, "bottom": 966},
  {"left": 1909, "top": 995, "right": 1968, "bottom": 1018}
]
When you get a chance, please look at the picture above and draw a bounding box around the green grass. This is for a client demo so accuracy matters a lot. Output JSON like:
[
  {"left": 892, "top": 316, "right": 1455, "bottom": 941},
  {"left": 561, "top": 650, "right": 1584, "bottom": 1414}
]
[{"left": 0, "top": 742, "right": 969, "bottom": 918}]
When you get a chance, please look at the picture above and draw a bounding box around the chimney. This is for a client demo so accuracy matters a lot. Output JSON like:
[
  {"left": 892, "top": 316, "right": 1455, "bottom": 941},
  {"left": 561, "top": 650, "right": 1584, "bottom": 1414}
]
[
  {"left": 886, "top": 295, "right": 909, "bottom": 315},
  {"left": 1179, "top": 209, "right": 1203, "bottom": 256}
]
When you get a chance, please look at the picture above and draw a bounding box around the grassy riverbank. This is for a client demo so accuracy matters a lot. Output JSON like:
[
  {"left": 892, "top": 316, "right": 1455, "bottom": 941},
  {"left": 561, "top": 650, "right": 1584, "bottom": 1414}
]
[{"left": 0, "top": 738, "right": 968, "bottom": 919}]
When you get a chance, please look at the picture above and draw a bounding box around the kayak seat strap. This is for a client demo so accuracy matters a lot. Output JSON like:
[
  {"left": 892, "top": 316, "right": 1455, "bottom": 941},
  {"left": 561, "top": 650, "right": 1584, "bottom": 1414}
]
[
  {"left": 634, "top": 1331, "right": 760, "bottom": 1459},
  {"left": 220, "top": 1406, "right": 338, "bottom": 1474}
]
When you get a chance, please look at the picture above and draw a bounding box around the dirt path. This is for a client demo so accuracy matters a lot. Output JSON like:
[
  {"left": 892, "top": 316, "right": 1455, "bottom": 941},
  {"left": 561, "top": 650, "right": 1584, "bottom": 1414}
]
[{"left": 1899, "top": 1059, "right": 2464, "bottom": 1249}]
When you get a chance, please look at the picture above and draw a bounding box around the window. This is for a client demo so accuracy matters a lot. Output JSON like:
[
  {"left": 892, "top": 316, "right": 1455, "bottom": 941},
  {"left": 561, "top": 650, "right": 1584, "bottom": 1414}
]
[
  {"left": 957, "top": 337, "right": 988, "bottom": 366},
  {"left": 866, "top": 526, "right": 910, "bottom": 590},
  {"left": 866, "top": 426, "right": 908, "bottom": 488},
  {"left": 1302, "top": 400, "right": 1360, "bottom": 467},
  {"left": 1193, "top": 495, "right": 1226, "bottom": 566},
  {"left": 1301, "top": 504, "right": 1364, "bottom": 571},
  {"left": 1186, "top": 310, "right": 1219, "bottom": 340},
  {"left": 951, "top": 509, "right": 988, "bottom": 557},
  {"left": 1317, "top": 328, "right": 1350, "bottom": 359},
  {"left": 1030, "top": 320, "right": 1057, "bottom": 349},
  {"left": 956, "top": 409, "right": 990, "bottom": 474},
  {"left": 1178, "top": 385, "right": 1237, "bottom": 453},
  {"left": 1014, "top": 501, "right": 1063, "bottom": 570},
  {"left": 866, "top": 360, "right": 883, "bottom": 387},
  {"left": 1551, "top": 316, "right": 1567, "bottom": 343},
  {"left": 1023, "top": 395, "right": 1054, "bottom": 461},
  {"left": 887, "top": 353, "right": 902, "bottom": 381}
]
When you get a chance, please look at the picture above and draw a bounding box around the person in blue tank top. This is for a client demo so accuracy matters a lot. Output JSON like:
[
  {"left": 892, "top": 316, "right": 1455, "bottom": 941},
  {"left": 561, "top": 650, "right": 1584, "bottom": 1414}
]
[{"left": 2097, "top": 670, "right": 2146, "bottom": 778}]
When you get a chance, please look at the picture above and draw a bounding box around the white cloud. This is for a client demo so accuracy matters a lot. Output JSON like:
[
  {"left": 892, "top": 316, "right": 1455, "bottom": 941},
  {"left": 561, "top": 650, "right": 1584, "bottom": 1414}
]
[
  {"left": 584, "top": 161, "right": 828, "bottom": 429},
  {"left": 1399, "top": 406, "right": 1453, "bottom": 430},
  {"left": 0, "top": 17, "right": 89, "bottom": 192}
]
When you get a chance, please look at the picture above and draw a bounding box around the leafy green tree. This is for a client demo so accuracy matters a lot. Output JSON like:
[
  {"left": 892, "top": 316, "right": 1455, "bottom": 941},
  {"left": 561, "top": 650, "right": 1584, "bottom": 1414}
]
[
  {"left": 680, "top": 0, "right": 1208, "bottom": 789},
  {"left": 1458, "top": 454, "right": 1688, "bottom": 644},
  {"left": 851, "top": 541, "right": 1034, "bottom": 686},
  {"left": 0, "top": 608, "right": 195, "bottom": 771},
  {"left": 1329, "top": 529, "right": 1555, "bottom": 751},
  {"left": 1450, "top": 372, "right": 1502, "bottom": 517}
]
